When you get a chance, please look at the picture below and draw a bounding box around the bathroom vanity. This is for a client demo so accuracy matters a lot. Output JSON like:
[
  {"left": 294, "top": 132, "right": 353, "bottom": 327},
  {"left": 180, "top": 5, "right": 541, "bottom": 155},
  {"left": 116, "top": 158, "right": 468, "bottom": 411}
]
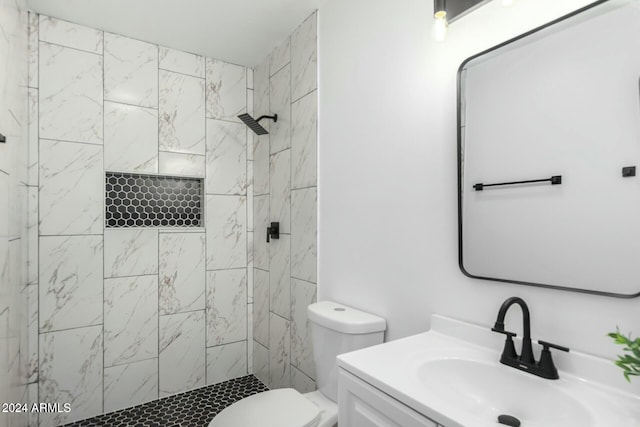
[
  {"left": 337, "top": 315, "right": 640, "bottom": 427},
  {"left": 339, "top": 369, "right": 440, "bottom": 427}
]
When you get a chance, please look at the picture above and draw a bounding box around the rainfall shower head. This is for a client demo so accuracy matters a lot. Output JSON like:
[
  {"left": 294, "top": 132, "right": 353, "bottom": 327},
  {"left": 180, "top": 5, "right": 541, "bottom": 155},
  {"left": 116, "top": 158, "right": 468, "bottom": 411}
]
[{"left": 238, "top": 113, "right": 278, "bottom": 135}]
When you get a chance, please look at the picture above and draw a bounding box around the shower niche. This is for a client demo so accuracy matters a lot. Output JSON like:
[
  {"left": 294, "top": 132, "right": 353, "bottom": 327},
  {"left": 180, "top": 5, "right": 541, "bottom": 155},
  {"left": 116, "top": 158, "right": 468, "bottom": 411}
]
[
  {"left": 105, "top": 172, "right": 203, "bottom": 228},
  {"left": 458, "top": 0, "right": 640, "bottom": 297}
]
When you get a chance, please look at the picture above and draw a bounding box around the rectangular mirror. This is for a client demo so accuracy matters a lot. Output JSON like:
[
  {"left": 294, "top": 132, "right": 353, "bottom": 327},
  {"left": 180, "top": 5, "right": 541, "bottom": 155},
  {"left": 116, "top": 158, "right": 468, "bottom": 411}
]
[{"left": 458, "top": 0, "right": 640, "bottom": 297}]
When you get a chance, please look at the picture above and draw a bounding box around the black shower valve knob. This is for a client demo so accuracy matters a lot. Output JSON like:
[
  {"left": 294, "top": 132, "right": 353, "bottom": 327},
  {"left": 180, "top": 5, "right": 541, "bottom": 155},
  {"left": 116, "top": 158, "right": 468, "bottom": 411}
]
[{"left": 266, "top": 222, "right": 280, "bottom": 242}]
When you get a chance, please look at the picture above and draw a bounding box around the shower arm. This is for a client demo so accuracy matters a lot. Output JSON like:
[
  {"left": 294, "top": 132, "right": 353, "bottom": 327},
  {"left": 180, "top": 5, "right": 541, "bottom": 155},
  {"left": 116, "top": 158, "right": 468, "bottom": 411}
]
[{"left": 255, "top": 114, "right": 278, "bottom": 123}]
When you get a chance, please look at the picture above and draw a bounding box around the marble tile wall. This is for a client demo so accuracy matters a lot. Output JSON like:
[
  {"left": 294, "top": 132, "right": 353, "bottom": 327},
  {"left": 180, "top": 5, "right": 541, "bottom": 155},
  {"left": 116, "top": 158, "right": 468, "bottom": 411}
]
[
  {"left": 252, "top": 12, "right": 318, "bottom": 393},
  {"left": 0, "top": 0, "right": 29, "bottom": 426},
  {"left": 28, "top": 13, "right": 254, "bottom": 427}
]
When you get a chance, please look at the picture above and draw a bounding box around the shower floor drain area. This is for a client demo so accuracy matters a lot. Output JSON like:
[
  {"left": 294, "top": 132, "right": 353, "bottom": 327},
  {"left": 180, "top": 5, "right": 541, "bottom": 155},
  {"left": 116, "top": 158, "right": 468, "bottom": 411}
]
[{"left": 61, "top": 375, "right": 268, "bottom": 427}]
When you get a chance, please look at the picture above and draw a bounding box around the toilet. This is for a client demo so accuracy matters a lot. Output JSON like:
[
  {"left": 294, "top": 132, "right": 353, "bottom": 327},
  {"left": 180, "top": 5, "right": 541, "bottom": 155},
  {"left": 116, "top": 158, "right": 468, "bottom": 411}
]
[{"left": 208, "top": 301, "right": 386, "bottom": 427}]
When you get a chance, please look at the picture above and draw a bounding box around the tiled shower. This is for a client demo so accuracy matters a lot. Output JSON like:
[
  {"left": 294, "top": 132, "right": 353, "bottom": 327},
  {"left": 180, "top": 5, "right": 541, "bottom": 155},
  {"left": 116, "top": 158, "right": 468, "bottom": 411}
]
[
  {"left": 0, "top": 4, "right": 319, "bottom": 427},
  {"left": 0, "top": 0, "right": 29, "bottom": 426},
  {"left": 251, "top": 13, "right": 318, "bottom": 393}
]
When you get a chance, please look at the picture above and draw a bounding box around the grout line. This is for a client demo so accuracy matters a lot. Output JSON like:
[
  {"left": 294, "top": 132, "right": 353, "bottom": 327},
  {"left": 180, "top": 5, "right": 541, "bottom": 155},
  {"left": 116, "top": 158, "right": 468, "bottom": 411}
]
[
  {"left": 156, "top": 50, "right": 161, "bottom": 399},
  {"left": 269, "top": 146, "right": 290, "bottom": 157},
  {"left": 158, "top": 307, "right": 206, "bottom": 318},
  {"left": 271, "top": 311, "right": 290, "bottom": 323},
  {"left": 204, "top": 266, "right": 248, "bottom": 273},
  {"left": 200, "top": 64, "right": 208, "bottom": 230},
  {"left": 157, "top": 117, "right": 161, "bottom": 398},
  {"left": 265, "top": 60, "right": 272, "bottom": 386},
  {"left": 158, "top": 67, "right": 205, "bottom": 80},
  {"left": 291, "top": 363, "right": 316, "bottom": 384},
  {"left": 104, "top": 273, "right": 159, "bottom": 281},
  {"left": 104, "top": 99, "right": 159, "bottom": 111},
  {"left": 204, "top": 54, "right": 247, "bottom": 70},
  {"left": 201, "top": 57, "right": 208, "bottom": 387},
  {"left": 39, "top": 39, "right": 102, "bottom": 57},
  {"left": 269, "top": 60, "right": 291, "bottom": 79},
  {"left": 156, "top": 43, "right": 161, "bottom": 176},
  {"left": 38, "top": 323, "right": 104, "bottom": 335},
  {"left": 35, "top": 14, "right": 41, "bottom": 420},
  {"left": 289, "top": 50, "right": 294, "bottom": 388},
  {"left": 104, "top": 355, "right": 158, "bottom": 370},
  {"left": 39, "top": 233, "right": 103, "bottom": 237},
  {"left": 104, "top": 168, "right": 204, "bottom": 179},
  {"left": 291, "top": 87, "right": 317, "bottom": 105},
  {"left": 245, "top": 82, "right": 251, "bottom": 374},
  {"left": 291, "top": 87, "right": 317, "bottom": 106},
  {"left": 106, "top": 226, "right": 204, "bottom": 231},
  {"left": 101, "top": 30, "right": 106, "bottom": 415},
  {"left": 157, "top": 150, "right": 205, "bottom": 157},
  {"left": 157, "top": 228, "right": 205, "bottom": 234},
  {"left": 291, "top": 184, "right": 317, "bottom": 192},
  {"left": 205, "top": 338, "right": 247, "bottom": 349},
  {"left": 29, "top": 17, "right": 43, "bottom": 416},
  {"left": 290, "top": 276, "right": 317, "bottom": 286},
  {"left": 38, "top": 137, "right": 103, "bottom": 147},
  {"left": 254, "top": 340, "right": 268, "bottom": 352},
  {"left": 204, "top": 192, "right": 247, "bottom": 197},
  {"left": 203, "top": 115, "right": 243, "bottom": 124},
  {"left": 204, "top": 277, "right": 209, "bottom": 384}
]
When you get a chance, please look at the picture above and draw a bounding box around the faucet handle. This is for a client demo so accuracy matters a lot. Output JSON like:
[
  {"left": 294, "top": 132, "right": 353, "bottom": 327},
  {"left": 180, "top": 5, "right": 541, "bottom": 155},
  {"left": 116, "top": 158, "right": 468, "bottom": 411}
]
[
  {"left": 491, "top": 327, "right": 516, "bottom": 338},
  {"left": 538, "top": 340, "right": 569, "bottom": 353},
  {"left": 492, "top": 328, "right": 518, "bottom": 362},
  {"left": 537, "top": 340, "right": 569, "bottom": 380}
]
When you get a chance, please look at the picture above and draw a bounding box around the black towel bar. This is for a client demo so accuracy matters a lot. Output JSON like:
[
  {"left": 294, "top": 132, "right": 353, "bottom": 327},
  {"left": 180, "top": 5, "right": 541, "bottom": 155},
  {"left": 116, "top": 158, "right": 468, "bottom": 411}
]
[{"left": 474, "top": 175, "right": 562, "bottom": 191}]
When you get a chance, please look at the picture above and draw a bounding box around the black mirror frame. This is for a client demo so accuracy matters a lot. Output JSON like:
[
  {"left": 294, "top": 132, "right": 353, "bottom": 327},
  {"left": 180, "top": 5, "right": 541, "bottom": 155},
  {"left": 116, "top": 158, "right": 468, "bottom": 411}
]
[{"left": 456, "top": 0, "right": 640, "bottom": 299}]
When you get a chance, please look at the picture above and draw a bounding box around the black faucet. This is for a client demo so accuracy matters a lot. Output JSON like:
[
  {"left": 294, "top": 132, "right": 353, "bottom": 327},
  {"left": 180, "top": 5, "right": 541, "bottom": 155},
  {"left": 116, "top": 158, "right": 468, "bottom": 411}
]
[{"left": 491, "top": 297, "right": 569, "bottom": 380}]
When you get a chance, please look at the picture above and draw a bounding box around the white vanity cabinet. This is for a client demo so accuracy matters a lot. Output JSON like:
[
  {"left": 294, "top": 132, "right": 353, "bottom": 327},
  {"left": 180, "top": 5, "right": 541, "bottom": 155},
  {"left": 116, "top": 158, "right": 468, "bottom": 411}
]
[
  {"left": 337, "top": 316, "right": 640, "bottom": 427},
  {"left": 338, "top": 369, "right": 442, "bottom": 427}
]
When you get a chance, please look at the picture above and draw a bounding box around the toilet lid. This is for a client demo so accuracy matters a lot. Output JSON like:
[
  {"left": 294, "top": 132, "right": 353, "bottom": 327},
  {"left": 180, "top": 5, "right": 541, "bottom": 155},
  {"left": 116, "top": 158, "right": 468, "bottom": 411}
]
[{"left": 208, "top": 388, "right": 321, "bottom": 427}]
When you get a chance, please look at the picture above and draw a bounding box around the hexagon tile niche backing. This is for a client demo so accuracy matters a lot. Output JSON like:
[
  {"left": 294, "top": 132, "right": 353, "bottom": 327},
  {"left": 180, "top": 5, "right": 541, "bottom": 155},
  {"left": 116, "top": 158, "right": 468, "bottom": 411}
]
[{"left": 105, "top": 172, "right": 203, "bottom": 228}]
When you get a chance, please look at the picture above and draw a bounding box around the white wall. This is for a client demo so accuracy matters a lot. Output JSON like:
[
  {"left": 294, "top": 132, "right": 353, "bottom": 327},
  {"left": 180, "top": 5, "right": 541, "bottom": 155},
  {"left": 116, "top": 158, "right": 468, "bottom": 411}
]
[{"left": 318, "top": 0, "right": 640, "bottom": 385}]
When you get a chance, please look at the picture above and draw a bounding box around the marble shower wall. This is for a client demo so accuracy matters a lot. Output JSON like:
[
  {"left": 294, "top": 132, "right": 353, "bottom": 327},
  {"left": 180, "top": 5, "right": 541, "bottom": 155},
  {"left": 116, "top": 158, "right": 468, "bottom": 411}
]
[
  {"left": 28, "top": 13, "right": 253, "bottom": 426},
  {"left": 252, "top": 12, "right": 318, "bottom": 393},
  {"left": 0, "top": 0, "right": 29, "bottom": 426}
]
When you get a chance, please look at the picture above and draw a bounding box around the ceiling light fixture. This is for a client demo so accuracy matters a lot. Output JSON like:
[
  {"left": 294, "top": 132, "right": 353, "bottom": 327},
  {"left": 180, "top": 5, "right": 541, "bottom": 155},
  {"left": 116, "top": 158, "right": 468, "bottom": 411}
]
[{"left": 433, "top": 0, "right": 448, "bottom": 42}]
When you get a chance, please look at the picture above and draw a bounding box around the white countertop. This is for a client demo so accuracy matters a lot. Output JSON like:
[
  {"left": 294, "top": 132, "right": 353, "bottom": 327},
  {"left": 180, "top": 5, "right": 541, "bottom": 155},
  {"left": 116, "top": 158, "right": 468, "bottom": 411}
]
[{"left": 337, "top": 315, "right": 640, "bottom": 427}]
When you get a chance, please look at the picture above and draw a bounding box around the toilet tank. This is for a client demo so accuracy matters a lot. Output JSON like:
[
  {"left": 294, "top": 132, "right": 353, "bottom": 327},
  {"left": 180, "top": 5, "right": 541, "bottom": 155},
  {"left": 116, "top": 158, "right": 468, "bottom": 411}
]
[{"left": 307, "top": 301, "right": 386, "bottom": 402}]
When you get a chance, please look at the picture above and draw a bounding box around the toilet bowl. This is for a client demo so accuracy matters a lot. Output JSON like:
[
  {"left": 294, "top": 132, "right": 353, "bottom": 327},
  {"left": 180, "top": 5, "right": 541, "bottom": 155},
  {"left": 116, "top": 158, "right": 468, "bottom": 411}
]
[
  {"left": 208, "top": 301, "right": 386, "bottom": 427},
  {"left": 208, "top": 388, "right": 330, "bottom": 427}
]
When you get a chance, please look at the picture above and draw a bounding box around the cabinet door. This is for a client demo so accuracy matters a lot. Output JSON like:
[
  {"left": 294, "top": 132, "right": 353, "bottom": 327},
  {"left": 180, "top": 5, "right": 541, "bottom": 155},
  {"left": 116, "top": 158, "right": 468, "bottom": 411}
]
[{"left": 338, "top": 369, "right": 438, "bottom": 427}]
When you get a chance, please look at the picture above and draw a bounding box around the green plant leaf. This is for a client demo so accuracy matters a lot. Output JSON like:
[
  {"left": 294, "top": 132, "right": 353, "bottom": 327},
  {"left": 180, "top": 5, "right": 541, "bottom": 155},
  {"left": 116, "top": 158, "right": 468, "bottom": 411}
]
[{"left": 609, "top": 329, "right": 640, "bottom": 382}]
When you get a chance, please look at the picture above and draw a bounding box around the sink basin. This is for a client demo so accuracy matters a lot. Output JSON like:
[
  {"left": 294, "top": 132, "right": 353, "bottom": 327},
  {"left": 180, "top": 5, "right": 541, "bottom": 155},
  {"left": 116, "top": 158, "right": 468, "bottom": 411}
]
[
  {"left": 337, "top": 315, "right": 640, "bottom": 427},
  {"left": 418, "top": 358, "right": 591, "bottom": 426}
]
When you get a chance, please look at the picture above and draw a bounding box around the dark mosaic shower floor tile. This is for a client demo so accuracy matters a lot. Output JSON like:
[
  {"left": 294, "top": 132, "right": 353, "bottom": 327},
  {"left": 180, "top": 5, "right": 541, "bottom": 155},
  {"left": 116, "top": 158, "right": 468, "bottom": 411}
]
[{"left": 61, "top": 375, "right": 268, "bottom": 427}]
